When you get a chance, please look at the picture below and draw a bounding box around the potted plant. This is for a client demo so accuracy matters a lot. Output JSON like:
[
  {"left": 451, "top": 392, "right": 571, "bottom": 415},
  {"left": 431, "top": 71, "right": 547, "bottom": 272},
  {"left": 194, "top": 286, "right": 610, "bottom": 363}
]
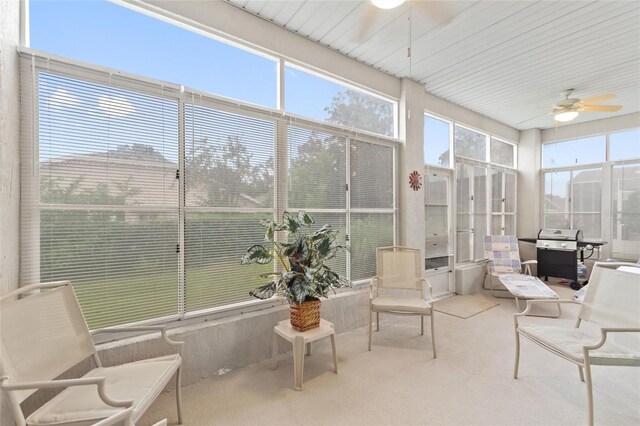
[{"left": 241, "top": 211, "right": 350, "bottom": 331}]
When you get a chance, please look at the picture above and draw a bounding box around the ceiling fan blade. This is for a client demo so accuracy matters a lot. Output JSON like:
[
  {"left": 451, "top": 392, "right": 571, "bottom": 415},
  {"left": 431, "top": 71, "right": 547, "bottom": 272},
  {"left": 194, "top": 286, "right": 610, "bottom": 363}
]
[
  {"left": 412, "top": 0, "right": 454, "bottom": 26},
  {"left": 581, "top": 105, "right": 622, "bottom": 112},
  {"left": 580, "top": 94, "right": 616, "bottom": 104},
  {"left": 355, "top": 2, "right": 381, "bottom": 43}
]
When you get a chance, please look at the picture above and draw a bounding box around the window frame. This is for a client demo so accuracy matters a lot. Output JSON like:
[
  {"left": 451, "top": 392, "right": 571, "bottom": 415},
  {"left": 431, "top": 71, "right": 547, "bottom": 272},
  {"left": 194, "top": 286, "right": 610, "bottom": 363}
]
[
  {"left": 540, "top": 128, "right": 640, "bottom": 259},
  {"left": 283, "top": 61, "right": 399, "bottom": 139},
  {"left": 20, "top": 50, "right": 399, "bottom": 331},
  {"left": 424, "top": 113, "right": 519, "bottom": 265}
]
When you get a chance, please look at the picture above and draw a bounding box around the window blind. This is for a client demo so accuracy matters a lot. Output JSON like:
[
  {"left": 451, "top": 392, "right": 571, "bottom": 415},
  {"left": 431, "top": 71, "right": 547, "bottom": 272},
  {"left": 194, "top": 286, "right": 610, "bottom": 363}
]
[
  {"left": 349, "top": 140, "right": 394, "bottom": 281},
  {"left": 33, "top": 70, "right": 180, "bottom": 329},
  {"left": 287, "top": 125, "right": 349, "bottom": 276},
  {"left": 20, "top": 53, "right": 399, "bottom": 328},
  {"left": 183, "top": 102, "right": 276, "bottom": 312}
]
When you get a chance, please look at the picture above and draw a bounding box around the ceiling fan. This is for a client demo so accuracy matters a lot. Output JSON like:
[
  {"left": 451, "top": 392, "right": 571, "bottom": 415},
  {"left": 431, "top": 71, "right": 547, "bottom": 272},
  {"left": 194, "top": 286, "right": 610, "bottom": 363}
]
[
  {"left": 552, "top": 89, "right": 622, "bottom": 122},
  {"left": 356, "top": 0, "right": 452, "bottom": 42}
]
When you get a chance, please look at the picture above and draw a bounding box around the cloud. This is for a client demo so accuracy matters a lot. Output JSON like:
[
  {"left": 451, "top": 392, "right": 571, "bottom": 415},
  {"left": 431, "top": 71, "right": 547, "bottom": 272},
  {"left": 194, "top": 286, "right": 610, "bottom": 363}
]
[
  {"left": 98, "top": 95, "right": 135, "bottom": 117},
  {"left": 48, "top": 89, "right": 79, "bottom": 109}
]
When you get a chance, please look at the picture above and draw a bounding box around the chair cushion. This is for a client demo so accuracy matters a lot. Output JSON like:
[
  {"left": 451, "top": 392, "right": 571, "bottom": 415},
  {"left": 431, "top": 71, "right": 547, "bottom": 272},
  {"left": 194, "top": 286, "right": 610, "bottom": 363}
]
[
  {"left": 27, "top": 354, "right": 181, "bottom": 426},
  {"left": 518, "top": 323, "right": 640, "bottom": 366},
  {"left": 372, "top": 296, "right": 432, "bottom": 315}
]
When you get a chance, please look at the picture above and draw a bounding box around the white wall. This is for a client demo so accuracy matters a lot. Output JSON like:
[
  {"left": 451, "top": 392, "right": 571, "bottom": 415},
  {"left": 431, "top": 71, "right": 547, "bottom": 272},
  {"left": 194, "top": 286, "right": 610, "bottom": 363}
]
[
  {"left": 0, "top": 0, "right": 21, "bottom": 297},
  {"left": 398, "top": 79, "right": 426, "bottom": 254},
  {"left": 517, "top": 129, "right": 542, "bottom": 262},
  {"left": 1, "top": 1, "right": 22, "bottom": 423}
]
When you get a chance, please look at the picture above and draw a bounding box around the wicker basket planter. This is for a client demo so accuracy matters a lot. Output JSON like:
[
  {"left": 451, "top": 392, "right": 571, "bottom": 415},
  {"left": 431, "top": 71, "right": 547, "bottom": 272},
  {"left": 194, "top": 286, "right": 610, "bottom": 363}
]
[{"left": 290, "top": 299, "right": 321, "bottom": 332}]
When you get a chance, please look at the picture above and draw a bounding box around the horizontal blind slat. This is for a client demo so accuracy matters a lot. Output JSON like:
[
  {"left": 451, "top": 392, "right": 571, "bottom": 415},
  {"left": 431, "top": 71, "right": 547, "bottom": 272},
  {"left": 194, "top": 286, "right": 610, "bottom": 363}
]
[{"left": 34, "top": 71, "right": 180, "bottom": 329}]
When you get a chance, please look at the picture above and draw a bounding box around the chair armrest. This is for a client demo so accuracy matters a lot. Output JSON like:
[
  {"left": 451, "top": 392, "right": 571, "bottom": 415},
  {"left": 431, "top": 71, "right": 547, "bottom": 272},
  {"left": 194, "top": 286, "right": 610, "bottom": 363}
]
[
  {"left": 521, "top": 260, "right": 537, "bottom": 265},
  {"left": 583, "top": 328, "right": 640, "bottom": 351},
  {"left": 514, "top": 299, "right": 580, "bottom": 326},
  {"left": 92, "top": 326, "right": 184, "bottom": 352},
  {"left": 92, "top": 407, "right": 135, "bottom": 426},
  {"left": 421, "top": 278, "right": 433, "bottom": 300},
  {"left": 369, "top": 277, "right": 378, "bottom": 299},
  {"left": 0, "top": 377, "right": 133, "bottom": 408}
]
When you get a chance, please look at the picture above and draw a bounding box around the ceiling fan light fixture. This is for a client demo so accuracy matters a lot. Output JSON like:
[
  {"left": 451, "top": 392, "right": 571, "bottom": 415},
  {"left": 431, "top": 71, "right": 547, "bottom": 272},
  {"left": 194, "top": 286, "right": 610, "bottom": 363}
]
[
  {"left": 554, "top": 110, "right": 579, "bottom": 122},
  {"left": 371, "top": 0, "right": 407, "bottom": 9}
]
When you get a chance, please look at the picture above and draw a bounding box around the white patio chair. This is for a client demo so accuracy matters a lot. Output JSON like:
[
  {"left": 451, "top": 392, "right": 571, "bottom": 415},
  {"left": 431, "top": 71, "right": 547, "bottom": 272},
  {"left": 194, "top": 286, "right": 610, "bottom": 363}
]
[
  {"left": 514, "top": 262, "right": 640, "bottom": 426},
  {"left": 0, "top": 281, "right": 184, "bottom": 426},
  {"left": 368, "top": 246, "right": 436, "bottom": 357}
]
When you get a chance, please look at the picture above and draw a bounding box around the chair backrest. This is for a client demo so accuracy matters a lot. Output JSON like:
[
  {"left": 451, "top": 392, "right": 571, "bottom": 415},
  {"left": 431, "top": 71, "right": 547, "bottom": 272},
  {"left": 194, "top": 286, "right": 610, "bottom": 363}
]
[
  {"left": 376, "top": 246, "right": 422, "bottom": 291},
  {"left": 579, "top": 263, "right": 640, "bottom": 328},
  {"left": 0, "top": 282, "right": 97, "bottom": 403},
  {"left": 483, "top": 235, "right": 522, "bottom": 274}
]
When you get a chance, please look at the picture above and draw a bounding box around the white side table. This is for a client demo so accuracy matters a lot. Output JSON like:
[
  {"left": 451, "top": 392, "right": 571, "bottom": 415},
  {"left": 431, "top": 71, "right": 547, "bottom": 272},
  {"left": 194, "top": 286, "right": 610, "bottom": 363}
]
[{"left": 272, "top": 319, "right": 338, "bottom": 390}]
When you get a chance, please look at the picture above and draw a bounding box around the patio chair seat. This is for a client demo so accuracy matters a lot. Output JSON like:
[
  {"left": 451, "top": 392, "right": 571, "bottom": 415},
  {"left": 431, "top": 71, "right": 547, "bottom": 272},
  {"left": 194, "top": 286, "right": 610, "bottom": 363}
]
[
  {"left": 27, "top": 354, "right": 181, "bottom": 426},
  {"left": 372, "top": 295, "right": 432, "bottom": 315},
  {"left": 26, "top": 354, "right": 181, "bottom": 426},
  {"left": 518, "top": 323, "right": 640, "bottom": 366}
]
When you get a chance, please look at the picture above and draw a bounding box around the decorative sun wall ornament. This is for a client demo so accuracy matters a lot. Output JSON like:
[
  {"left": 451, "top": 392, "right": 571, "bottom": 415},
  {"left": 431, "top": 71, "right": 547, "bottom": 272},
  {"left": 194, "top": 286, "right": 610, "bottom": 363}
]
[{"left": 409, "top": 170, "right": 422, "bottom": 191}]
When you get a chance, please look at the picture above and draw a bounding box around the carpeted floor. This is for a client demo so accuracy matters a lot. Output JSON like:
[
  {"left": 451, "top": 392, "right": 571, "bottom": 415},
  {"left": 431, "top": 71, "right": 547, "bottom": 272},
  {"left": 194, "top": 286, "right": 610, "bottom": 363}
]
[
  {"left": 140, "top": 284, "right": 640, "bottom": 425},
  {"left": 434, "top": 293, "right": 499, "bottom": 318}
]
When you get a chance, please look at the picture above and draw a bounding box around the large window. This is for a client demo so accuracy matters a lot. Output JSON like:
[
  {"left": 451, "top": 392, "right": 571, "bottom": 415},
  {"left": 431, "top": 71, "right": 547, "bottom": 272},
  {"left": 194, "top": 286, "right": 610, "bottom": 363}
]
[
  {"left": 25, "top": 0, "right": 400, "bottom": 329},
  {"left": 423, "top": 115, "right": 518, "bottom": 264},
  {"left": 37, "top": 72, "right": 180, "bottom": 329},
  {"left": 23, "top": 56, "right": 397, "bottom": 329},
  {"left": 612, "top": 163, "right": 640, "bottom": 259},
  {"left": 453, "top": 126, "right": 517, "bottom": 263},
  {"left": 286, "top": 125, "right": 395, "bottom": 281},
  {"left": 491, "top": 169, "right": 516, "bottom": 235},
  {"left": 542, "top": 129, "right": 640, "bottom": 259},
  {"left": 542, "top": 135, "right": 606, "bottom": 168},
  {"left": 544, "top": 169, "right": 602, "bottom": 238},
  {"left": 284, "top": 64, "right": 397, "bottom": 138},
  {"left": 424, "top": 115, "right": 451, "bottom": 167},
  {"left": 29, "top": 0, "right": 278, "bottom": 107}
]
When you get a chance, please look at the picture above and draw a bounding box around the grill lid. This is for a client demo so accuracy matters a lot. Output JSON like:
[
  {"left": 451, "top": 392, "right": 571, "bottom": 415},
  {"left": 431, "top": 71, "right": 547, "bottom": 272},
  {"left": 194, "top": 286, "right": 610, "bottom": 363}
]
[{"left": 537, "top": 228, "right": 583, "bottom": 241}]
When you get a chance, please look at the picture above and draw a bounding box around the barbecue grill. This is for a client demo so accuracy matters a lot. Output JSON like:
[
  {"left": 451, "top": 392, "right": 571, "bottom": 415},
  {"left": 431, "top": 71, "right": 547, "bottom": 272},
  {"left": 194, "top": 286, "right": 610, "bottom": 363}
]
[{"left": 536, "top": 229, "right": 583, "bottom": 288}]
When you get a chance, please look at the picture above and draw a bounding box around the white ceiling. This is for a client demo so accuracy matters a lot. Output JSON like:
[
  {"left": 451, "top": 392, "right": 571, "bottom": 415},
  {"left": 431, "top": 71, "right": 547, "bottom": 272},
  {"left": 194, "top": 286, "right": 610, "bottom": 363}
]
[{"left": 226, "top": 0, "right": 640, "bottom": 130}]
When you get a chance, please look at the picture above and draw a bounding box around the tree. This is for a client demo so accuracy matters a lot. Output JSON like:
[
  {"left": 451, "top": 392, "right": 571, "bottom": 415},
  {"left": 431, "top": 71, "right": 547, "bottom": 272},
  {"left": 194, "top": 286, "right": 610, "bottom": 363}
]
[
  {"left": 438, "top": 128, "right": 486, "bottom": 166},
  {"left": 185, "top": 135, "right": 273, "bottom": 207},
  {"left": 324, "top": 89, "right": 394, "bottom": 137},
  {"left": 288, "top": 132, "right": 346, "bottom": 208}
]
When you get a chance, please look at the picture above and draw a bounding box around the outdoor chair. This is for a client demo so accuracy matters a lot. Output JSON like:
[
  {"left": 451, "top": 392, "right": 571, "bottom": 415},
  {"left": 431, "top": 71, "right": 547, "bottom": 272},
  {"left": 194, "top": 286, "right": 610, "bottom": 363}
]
[
  {"left": 484, "top": 235, "right": 560, "bottom": 316},
  {"left": 514, "top": 262, "right": 640, "bottom": 426},
  {"left": 0, "top": 281, "right": 184, "bottom": 426},
  {"left": 368, "top": 246, "right": 436, "bottom": 357}
]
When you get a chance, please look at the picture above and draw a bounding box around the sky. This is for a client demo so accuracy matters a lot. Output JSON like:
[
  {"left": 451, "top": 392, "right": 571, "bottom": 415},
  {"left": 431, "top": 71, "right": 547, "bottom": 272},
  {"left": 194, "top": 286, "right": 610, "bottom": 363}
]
[{"left": 29, "top": 0, "right": 352, "bottom": 122}]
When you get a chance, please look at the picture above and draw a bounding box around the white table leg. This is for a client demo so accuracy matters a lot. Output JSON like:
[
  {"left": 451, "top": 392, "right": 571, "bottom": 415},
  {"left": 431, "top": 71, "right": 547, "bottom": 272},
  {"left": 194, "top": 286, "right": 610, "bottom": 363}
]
[
  {"left": 293, "top": 335, "right": 305, "bottom": 391},
  {"left": 330, "top": 333, "right": 338, "bottom": 373},
  {"left": 271, "top": 332, "right": 278, "bottom": 370}
]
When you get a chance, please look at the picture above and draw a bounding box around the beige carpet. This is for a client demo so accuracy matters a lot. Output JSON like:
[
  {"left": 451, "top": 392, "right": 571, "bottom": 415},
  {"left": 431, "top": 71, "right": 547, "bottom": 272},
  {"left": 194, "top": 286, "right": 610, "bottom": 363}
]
[
  {"left": 140, "top": 284, "right": 640, "bottom": 425},
  {"left": 434, "top": 293, "right": 500, "bottom": 318}
]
